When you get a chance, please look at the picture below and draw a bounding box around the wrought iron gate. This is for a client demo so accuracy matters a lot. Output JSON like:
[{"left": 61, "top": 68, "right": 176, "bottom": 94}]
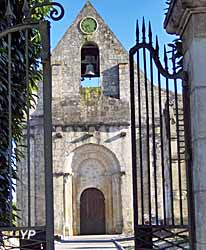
[
  {"left": 129, "top": 19, "right": 194, "bottom": 249},
  {"left": 0, "top": 1, "right": 64, "bottom": 249}
]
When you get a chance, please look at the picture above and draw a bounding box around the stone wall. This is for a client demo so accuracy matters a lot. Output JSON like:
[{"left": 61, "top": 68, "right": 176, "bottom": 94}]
[
  {"left": 165, "top": 1, "right": 206, "bottom": 248},
  {"left": 16, "top": 1, "right": 188, "bottom": 238},
  {"left": 51, "top": 124, "right": 133, "bottom": 235},
  {"left": 15, "top": 2, "right": 132, "bottom": 235},
  {"left": 48, "top": 2, "right": 135, "bottom": 235}
]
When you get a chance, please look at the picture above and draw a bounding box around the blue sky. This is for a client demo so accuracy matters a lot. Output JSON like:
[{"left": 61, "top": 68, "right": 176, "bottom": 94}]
[{"left": 51, "top": 0, "right": 176, "bottom": 54}]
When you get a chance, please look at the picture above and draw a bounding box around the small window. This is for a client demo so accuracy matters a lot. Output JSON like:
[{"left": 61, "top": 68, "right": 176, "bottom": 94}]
[{"left": 81, "top": 42, "right": 100, "bottom": 78}]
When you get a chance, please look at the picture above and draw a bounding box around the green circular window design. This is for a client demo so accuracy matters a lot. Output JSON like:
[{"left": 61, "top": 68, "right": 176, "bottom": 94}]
[{"left": 80, "top": 17, "right": 98, "bottom": 34}]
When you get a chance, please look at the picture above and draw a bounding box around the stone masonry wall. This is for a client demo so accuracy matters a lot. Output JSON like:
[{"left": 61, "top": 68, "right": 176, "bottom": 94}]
[{"left": 16, "top": 1, "right": 187, "bottom": 237}]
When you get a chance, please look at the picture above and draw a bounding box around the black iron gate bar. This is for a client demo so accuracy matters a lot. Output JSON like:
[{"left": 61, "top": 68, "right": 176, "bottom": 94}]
[
  {"left": 129, "top": 19, "right": 194, "bottom": 249},
  {"left": 0, "top": 1, "right": 64, "bottom": 249}
]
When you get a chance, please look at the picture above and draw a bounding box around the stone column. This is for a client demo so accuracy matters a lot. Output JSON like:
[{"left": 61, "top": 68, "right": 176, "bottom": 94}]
[
  {"left": 105, "top": 174, "right": 113, "bottom": 233},
  {"left": 63, "top": 173, "right": 73, "bottom": 236},
  {"left": 112, "top": 173, "right": 123, "bottom": 233},
  {"left": 72, "top": 175, "right": 78, "bottom": 235},
  {"left": 165, "top": 1, "right": 206, "bottom": 249}
]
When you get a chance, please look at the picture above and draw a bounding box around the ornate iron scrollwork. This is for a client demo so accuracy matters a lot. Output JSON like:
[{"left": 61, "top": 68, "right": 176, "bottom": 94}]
[
  {"left": 5, "top": 0, "right": 65, "bottom": 25},
  {"left": 26, "top": 2, "right": 65, "bottom": 22}
]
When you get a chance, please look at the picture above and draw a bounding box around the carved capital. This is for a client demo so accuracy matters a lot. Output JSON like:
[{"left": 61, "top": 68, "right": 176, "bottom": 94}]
[
  {"left": 164, "top": 0, "right": 184, "bottom": 34},
  {"left": 182, "top": 0, "right": 206, "bottom": 8},
  {"left": 164, "top": 0, "right": 206, "bottom": 35}
]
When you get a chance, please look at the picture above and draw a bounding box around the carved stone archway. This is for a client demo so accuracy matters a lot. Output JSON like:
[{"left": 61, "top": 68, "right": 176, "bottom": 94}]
[{"left": 64, "top": 144, "right": 123, "bottom": 235}]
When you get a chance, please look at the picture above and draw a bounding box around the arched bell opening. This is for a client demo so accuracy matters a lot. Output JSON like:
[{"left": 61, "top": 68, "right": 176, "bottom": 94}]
[{"left": 81, "top": 42, "right": 100, "bottom": 79}]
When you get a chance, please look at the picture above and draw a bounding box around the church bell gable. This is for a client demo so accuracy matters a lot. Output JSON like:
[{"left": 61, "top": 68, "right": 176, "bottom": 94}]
[{"left": 52, "top": 1, "right": 130, "bottom": 104}]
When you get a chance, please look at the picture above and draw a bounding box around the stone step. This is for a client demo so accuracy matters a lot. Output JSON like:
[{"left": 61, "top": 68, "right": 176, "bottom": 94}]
[
  {"left": 55, "top": 241, "right": 117, "bottom": 250},
  {"left": 55, "top": 235, "right": 123, "bottom": 250}
]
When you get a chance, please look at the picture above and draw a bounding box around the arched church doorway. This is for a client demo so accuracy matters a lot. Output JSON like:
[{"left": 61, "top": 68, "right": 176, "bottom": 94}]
[
  {"left": 80, "top": 188, "right": 105, "bottom": 235},
  {"left": 64, "top": 144, "right": 123, "bottom": 235}
]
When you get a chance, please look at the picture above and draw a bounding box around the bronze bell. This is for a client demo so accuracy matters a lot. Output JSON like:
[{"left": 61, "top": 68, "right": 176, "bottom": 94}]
[
  {"left": 82, "top": 55, "right": 96, "bottom": 76},
  {"left": 84, "top": 63, "right": 95, "bottom": 76}
]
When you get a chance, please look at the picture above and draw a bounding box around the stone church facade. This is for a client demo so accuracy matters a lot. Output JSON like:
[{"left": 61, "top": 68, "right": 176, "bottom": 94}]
[
  {"left": 18, "top": 1, "right": 133, "bottom": 236},
  {"left": 17, "top": 1, "right": 188, "bottom": 237},
  {"left": 51, "top": 2, "right": 134, "bottom": 235}
]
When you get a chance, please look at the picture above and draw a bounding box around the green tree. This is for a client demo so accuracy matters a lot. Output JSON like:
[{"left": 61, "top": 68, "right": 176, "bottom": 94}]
[{"left": 0, "top": 0, "right": 47, "bottom": 226}]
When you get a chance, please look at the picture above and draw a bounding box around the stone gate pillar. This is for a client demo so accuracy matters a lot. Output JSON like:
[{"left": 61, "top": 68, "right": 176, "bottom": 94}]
[{"left": 165, "top": 1, "right": 206, "bottom": 249}]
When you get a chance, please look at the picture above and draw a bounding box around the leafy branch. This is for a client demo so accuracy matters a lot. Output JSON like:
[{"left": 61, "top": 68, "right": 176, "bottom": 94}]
[{"left": 0, "top": 0, "right": 49, "bottom": 227}]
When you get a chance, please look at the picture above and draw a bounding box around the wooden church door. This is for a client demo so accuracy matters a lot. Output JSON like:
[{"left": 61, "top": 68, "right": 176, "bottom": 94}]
[{"left": 80, "top": 188, "right": 106, "bottom": 235}]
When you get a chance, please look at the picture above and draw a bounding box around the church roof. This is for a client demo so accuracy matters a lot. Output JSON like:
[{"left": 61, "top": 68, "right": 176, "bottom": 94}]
[{"left": 52, "top": 1, "right": 128, "bottom": 56}]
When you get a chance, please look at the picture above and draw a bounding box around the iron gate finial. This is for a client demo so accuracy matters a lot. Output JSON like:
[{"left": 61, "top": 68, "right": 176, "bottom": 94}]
[
  {"left": 142, "top": 17, "right": 146, "bottom": 42},
  {"left": 136, "top": 19, "right": 139, "bottom": 43},
  {"left": 22, "top": 0, "right": 30, "bottom": 19},
  {"left": 5, "top": 0, "right": 15, "bottom": 26},
  {"left": 164, "top": 45, "right": 169, "bottom": 71},
  {"left": 148, "top": 21, "right": 152, "bottom": 44},
  {"left": 155, "top": 36, "right": 159, "bottom": 57}
]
